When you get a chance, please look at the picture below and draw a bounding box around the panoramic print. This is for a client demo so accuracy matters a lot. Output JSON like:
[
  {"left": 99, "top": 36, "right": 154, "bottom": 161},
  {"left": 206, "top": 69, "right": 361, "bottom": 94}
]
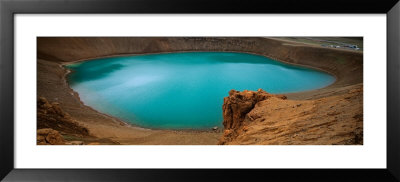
[{"left": 37, "top": 37, "right": 363, "bottom": 145}]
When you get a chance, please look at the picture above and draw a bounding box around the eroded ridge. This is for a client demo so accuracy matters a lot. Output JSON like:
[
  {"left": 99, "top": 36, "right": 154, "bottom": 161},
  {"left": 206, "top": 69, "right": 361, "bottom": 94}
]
[{"left": 220, "top": 85, "right": 363, "bottom": 145}]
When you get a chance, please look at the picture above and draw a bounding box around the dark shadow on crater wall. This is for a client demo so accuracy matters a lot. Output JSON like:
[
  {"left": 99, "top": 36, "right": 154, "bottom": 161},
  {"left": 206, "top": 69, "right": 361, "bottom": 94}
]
[{"left": 67, "top": 63, "right": 125, "bottom": 84}]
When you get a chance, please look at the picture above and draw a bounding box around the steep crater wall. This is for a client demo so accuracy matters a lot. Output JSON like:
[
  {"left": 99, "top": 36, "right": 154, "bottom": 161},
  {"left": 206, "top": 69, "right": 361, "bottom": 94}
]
[{"left": 37, "top": 37, "right": 363, "bottom": 88}]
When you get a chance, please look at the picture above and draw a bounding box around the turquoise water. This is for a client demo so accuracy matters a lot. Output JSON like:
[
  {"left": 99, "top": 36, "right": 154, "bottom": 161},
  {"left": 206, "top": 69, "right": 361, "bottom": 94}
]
[{"left": 66, "top": 52, "right": 335, "bottom": 129}]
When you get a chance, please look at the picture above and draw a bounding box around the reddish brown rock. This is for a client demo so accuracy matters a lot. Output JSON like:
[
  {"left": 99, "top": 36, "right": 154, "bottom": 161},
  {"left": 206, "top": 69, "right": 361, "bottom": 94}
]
[
  {"left": 219, "top": 84, "right": 363, "bottom": 145},
  {"left": 220, "top": 89, "right": 286, "bottom": 144},
  {"left": 37, "top": 96, "right": 89, "bottom": 137},
  {"left": 37, "top": 128, "right": 65, "bottom": 145},
  {"left": 222, "top": 89, "right": 286, "bottom": 130}
]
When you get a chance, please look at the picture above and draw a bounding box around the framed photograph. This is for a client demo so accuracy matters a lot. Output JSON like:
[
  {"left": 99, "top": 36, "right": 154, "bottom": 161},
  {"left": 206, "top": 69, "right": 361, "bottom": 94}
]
[{"left": 1, "top": 0, "right": 399, "bottom": 181}]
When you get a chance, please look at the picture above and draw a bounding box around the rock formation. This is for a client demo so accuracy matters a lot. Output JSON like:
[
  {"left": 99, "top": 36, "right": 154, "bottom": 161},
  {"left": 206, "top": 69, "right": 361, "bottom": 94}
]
[
  {"left": 222, "top": 89, "right": 287, "bottom": 130},
  {"left": 220, "top": 85, "right": 363, "bottom": 145},
  {"left": 37, "top": 128, "right": 65, "bottom": 145},
  {"left": 37, "top": 96, "right": 89, "bottom": 144},
  {"left": 220, "top": 89, "right": 287, "bottom": 144}
]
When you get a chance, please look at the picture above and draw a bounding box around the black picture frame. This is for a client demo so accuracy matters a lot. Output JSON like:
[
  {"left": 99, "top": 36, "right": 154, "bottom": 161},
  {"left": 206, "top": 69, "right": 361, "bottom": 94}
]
[{"left": 1, "top": 0, "right": 399, "bottom": 181}]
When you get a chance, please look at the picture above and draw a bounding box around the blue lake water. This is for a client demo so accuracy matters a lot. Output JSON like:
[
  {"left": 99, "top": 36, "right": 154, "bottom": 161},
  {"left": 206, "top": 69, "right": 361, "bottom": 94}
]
[{"left": 66, "top": 52, "right": 335, "bottom": 129}]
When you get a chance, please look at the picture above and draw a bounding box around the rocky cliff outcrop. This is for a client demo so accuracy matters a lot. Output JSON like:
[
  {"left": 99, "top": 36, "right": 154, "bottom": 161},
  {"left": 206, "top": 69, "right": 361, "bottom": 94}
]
[
  {"left": 220, "top": 85, "right": 363, "bottom": 145},
  {"left": 37, "top": 128, "right": 65, "bottom": 145},
  {"left": 37, "top": 97, "right": 89, "bottom": 139},
  {"left": 220, "top": 89, "right": 287, "bottom": 144}
]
